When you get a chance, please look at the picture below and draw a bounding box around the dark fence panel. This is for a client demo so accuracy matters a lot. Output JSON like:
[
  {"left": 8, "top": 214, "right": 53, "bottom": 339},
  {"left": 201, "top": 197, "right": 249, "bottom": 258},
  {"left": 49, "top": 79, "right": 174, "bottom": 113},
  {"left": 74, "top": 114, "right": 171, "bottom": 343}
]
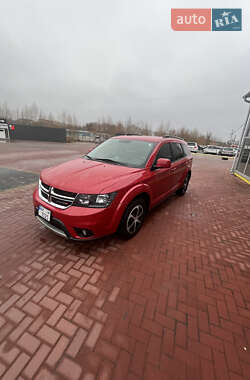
[{"left": 9, "top": 125, "right": 66, "bottom": 143}]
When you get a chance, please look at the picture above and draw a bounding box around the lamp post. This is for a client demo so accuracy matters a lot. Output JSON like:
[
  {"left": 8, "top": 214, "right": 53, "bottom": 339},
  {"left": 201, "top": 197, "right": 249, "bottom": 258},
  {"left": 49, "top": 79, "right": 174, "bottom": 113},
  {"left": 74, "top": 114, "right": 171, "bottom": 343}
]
[{"left": 231, "top": 91, "right": 250, "bottom": 172}]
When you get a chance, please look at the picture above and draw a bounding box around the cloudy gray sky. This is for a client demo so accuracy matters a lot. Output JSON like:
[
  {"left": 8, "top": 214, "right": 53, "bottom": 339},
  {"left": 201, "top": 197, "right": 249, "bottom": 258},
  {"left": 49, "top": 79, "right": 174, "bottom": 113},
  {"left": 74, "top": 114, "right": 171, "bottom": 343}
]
[{"left": 0, "top": 0, "right": 249, "bottom": 139}]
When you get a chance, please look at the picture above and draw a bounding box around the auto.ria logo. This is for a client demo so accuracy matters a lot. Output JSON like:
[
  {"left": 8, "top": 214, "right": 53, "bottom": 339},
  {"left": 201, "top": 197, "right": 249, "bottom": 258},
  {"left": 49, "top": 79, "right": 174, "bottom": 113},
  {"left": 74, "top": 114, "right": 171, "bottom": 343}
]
[
  {"left": 212, "top": 9, "right": 242, "bottom": 31},
  {"left": 171, "top": 8, "right": 242, "bottom": 31}
]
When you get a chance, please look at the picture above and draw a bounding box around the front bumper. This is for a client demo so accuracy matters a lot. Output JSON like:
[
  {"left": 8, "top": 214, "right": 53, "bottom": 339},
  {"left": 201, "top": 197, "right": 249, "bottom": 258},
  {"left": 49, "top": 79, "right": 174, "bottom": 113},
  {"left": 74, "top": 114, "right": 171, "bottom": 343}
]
[{"left": 33, "top": 187, "right": 120, "bottom": 240}]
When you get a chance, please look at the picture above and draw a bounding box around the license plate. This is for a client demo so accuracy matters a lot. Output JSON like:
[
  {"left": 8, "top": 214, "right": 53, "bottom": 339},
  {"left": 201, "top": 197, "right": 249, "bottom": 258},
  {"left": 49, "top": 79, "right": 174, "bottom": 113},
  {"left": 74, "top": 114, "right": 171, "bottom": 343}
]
[{"left": 38, "top": 205, "right": 51, "bottom": 222}]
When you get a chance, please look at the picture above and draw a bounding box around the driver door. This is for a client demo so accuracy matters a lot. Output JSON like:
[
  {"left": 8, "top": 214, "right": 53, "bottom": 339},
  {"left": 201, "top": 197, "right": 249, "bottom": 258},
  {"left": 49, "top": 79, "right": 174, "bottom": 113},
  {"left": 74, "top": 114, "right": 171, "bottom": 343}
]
[{"left": 150, "top": 143, "right": 175, "bottom": 203}]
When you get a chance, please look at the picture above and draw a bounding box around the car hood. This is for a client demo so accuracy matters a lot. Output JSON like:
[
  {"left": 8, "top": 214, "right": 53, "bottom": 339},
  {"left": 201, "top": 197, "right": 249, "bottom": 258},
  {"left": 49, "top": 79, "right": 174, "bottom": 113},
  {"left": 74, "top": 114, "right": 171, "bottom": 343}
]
[{"left": 41, "top": 158, "right": 143, "bottom": 194}]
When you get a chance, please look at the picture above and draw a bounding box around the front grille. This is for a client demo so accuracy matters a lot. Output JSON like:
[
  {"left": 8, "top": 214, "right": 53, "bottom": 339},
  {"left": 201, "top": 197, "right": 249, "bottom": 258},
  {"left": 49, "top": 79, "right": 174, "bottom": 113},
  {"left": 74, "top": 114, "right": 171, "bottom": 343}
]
[{"left": 39, "top": 180, "right": 77, "bottom": 209}]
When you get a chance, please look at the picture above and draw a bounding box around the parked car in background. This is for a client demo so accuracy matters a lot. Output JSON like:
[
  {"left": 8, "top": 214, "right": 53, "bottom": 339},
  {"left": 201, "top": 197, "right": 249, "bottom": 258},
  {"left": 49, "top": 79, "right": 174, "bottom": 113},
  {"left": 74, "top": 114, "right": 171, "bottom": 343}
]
[
  {"left": 33, "top": 135, "right": 193, "bottom": 240},
  {"left": 187, "top": 142, "right": 199, "bottom": 153},
  {"left": 219, "top": 147, "right": 235, "bottom": 156},
  {"left": 203, "top": 145, "right": 221, "bottom": 155}
]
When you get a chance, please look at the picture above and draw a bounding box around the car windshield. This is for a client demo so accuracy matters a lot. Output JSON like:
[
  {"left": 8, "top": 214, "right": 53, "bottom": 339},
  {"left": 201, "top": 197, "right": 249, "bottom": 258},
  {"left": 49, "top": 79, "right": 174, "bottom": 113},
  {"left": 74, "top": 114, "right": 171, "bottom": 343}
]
[
  {"left": 85, "top": 138, "right": 157, "bottom": 168},
  {"left": 188, "top": 142, "right": 195, "bottom": 146},
  {"left": 223, "top": 147, "right": 233, "bottom": 151}
]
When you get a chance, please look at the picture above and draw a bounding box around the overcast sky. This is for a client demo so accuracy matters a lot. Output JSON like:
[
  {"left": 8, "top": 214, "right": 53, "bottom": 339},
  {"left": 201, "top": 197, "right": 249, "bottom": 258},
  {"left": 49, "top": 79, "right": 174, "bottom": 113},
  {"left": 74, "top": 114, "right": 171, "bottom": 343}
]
[{"left": 0, "top": 0, "right": 249, "bottom": 139}]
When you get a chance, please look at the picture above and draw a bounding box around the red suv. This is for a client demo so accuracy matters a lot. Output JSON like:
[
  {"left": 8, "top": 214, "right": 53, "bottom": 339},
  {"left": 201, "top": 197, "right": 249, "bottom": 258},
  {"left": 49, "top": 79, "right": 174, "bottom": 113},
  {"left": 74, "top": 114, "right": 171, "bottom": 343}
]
[{"left": 33, "top": 135, "right": 192, "bottom": 240}]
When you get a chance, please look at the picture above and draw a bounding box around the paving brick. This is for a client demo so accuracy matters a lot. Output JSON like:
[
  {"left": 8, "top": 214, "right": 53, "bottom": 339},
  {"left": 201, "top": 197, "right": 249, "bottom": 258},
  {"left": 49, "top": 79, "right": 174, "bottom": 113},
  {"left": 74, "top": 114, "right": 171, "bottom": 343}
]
[
  {"left": 0, "top": 341, "right": 20, "bottom": 364},
  {"left": 89, "top": 307, "right": 108, "bottom": 323},
  {"left": 46, "top": 335, "right": 69, "bottom": 366},
  {"left": 57, "top": 357, "right": 82, "bottom": 380},
  {"left": 11, "top": 283, "right": 28, "bottom": 295},
  {"left": 36, "top": 368, "right": 58, "bottom": 380},
  {"left": 113, "top": 350, "right": 131, "bottom": 380},
  {"left": 97, "top": 360, "right": 114, "bottom": 380},
  {"left": 200, "top": 331, "right": 224, "bottom": 352},
  {"left": 18, "top": 332, "right": 40, "bottom": 354},
  {"left": 74, "top": 312, "right": 94, "bottom": 330},
  {"left": 155, "top": 312, "right": 175, "bottom": 330},
  {"left": 29, "top": 314, "right": 47, "bottom": 334},
  {"left": 56, "top": 291, "right": 73, "bottom": 305},
  {"left": 5, "top": 307, "right": 25, "bottom": 324},
  {"left": 147, "top": 335, "right": 161, "bottom": 366},
  {"left": 37, "top": 325, "right": 60, "bottom": 345},
  {"left": 89, "top": 270, "right": 101, "bottom": 284},
  {"left": 142, "top": 318, "right": 163, "bottom": 336},
  {"left": 224, "top": 343, "right": 242, "bottom": 374},
  {"left": 16, "top": 289, "right": 35, "bottom": 308},
  {"left": 48, "top": 281, "right": 64, "bottom": 298},
  {"left": 9, "top": 316, "right": 33, "bottom": 342},
  {"left": 23, "top": 301, "right": 41, "bottom": 317},
  {"left": 129, "top": 324, "right": 150, "bottom": 344},
  {"left": 213, "top": 351, "right": 230, "bottom": 380},
  {"left": 2, "top": 352, "right": 30, "bottom": 380},
  {"left": 23, "top": 344, "right": 50, "bottom": 379},
  {"left": 95, "top": 290, "right": 108, "bottom": 309},
  {"left": 176, "top": 322, "right": 187, "bottom": 348},
  {"left": 85, "top": 322, "right": 103, "bottom": 349},
  {"left": 96, "top": 339, "right": 119, "bottom": 362},
  {"left": 188, "top": 339, "right": 212, "bottom": 360},
  {"left": 47, "top": 304, "right": 67, "bottom": 326},
  {"left": 84, "top": 284, "right": 100, "bottom": 296},
  {"left": 32, "top": 285, "right": 49, "bottom": 303},
  {"left": 80, "top": 265, "right": 95, "bottom": 275},
  {"left": 131, "top": 341, "right": 147, "bottom": 377},
  {"left": 64, "top": 299, "right": 82, "bottom": 320},
  {"left": 67, "top": 328, "right": 87, "bottom": 358},
  {"left": 208, "top": 304, "right": 220, "bottom": 325},
  {"left": 56, "top": 318, "right": 77, "bottom": 337},
  {"left": 0, "top": 294, "right": 19, "bottom": 313},
  {"left": 162, "top": 328, "right": 174, "bottom": 356},
  {"left": 76, "top": 273, "right": 89, "bottom": 288},
  {"left": 40, "top": 296, "right": 59, "bottom": 311},
  {"left": 201, "top": 358, "right": 216, "bottom": 380}
]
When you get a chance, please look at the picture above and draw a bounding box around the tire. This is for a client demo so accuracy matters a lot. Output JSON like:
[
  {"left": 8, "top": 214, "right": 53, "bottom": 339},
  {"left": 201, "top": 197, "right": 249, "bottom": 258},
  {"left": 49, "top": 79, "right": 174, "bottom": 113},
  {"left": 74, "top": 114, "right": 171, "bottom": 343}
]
[
  {"left": 176, "top": 173, "right": 190, "bottom": 196},
  {"left": 118, "top": 198, "right": 146, "bottom": 239}
]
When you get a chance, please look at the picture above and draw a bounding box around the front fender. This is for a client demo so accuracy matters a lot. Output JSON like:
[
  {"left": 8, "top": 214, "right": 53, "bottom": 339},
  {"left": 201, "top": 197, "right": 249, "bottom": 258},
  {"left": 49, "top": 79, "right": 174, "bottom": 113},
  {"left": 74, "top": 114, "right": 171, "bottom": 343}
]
[{"left": 111, "top": 183, "right": 152, "bottom": 231}]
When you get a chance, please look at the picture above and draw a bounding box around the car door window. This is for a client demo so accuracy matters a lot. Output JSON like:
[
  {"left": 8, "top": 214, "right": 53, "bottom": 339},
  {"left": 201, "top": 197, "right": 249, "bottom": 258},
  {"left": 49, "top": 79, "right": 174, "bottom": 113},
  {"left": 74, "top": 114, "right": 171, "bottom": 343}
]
[
  {"left": 171, "top": 143, "right": 185, "bottom": 161},
  {"left": 156, "top": 143, "right": 173, "bottom": 161}
]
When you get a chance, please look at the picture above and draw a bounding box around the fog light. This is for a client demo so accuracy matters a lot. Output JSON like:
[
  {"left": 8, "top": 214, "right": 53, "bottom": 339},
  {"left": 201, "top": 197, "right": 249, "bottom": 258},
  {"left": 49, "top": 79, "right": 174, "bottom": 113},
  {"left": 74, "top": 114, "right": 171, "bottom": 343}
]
[{"left": 74, "top": 227, "right": 93, "bottom": 238}]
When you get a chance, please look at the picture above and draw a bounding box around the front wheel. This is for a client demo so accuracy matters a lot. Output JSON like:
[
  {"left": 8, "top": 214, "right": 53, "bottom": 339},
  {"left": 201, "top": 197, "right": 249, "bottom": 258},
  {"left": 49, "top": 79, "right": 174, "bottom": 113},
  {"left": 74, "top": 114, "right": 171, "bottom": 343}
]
[
  {"left": 118, "top": 198, "right": 146, "bottom": 239},
  {"left": 176, "top": 173, "right": 190, "bottom": 196}
]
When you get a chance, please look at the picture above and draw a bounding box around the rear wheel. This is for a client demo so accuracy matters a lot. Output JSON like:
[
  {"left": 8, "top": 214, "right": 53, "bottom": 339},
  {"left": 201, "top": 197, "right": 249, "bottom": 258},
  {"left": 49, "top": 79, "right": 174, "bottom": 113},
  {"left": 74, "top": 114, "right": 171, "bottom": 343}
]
[
  {"left": 118, "top": 198, "right": 146, "bottom": 239},
  {"left": 176, "top": 173, "right": 190, "bottom": 196}
]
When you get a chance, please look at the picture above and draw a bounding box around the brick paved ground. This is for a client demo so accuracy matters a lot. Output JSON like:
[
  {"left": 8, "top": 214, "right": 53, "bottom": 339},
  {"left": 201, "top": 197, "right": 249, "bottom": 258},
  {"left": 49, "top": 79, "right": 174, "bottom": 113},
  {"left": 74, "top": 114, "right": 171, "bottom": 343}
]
[{"left": 0, "top": 142, "right": 250, "bottom": 380}]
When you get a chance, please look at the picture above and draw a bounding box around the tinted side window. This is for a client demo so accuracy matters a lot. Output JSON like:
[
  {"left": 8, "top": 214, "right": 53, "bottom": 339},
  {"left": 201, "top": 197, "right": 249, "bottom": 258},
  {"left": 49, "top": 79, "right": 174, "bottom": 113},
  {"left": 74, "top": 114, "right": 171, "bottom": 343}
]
[
  {"left": 156, "top": 143, "right": 173, "bottom": 161},
  {"left": 171, "top": 143, "right": 185, "bottom": 161},
  {"left": 182, "top": 144, "right": 191, "bottom": 156}
]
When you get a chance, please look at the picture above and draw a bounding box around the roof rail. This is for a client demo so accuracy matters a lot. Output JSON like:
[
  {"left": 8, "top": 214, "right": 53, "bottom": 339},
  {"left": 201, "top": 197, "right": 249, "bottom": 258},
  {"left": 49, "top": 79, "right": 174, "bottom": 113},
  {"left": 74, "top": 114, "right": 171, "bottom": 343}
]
[{"left": 163, "top": 135, "right": 185, "bottom": 140}]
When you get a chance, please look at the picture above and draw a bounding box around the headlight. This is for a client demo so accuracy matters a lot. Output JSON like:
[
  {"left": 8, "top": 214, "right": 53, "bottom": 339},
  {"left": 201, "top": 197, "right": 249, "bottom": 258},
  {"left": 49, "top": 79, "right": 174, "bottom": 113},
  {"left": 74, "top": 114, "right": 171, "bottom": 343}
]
[{"left": 73, "top": 192, "right": 117, "bottom": 208}]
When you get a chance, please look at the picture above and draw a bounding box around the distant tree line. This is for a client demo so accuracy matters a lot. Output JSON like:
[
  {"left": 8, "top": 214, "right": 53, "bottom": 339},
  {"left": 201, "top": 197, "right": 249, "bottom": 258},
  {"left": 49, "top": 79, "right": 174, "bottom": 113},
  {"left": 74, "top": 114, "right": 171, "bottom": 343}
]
[{"left": 0, "top": 101, "right": 223, "bottom": 145}]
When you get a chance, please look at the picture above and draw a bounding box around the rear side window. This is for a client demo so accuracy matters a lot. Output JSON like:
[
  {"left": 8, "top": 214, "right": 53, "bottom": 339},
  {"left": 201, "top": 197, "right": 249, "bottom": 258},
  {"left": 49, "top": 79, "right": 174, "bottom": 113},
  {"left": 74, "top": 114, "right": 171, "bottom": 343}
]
[
  {"left": 182, "top": 144, "right": 191, "bottom": 156},
  {"left": 156, "top": 143, "right": 173, "bottom": 161},
  {"left": 171, "top": 143, "right": 185, "bottom": 161}
]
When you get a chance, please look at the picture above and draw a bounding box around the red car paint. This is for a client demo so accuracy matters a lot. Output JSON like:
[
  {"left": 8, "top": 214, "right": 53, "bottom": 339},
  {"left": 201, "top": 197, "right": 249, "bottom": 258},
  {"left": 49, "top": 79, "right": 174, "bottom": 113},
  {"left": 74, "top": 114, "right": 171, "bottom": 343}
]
[{"left": 33, "top": 136, "right": 192, "bottom": 240}]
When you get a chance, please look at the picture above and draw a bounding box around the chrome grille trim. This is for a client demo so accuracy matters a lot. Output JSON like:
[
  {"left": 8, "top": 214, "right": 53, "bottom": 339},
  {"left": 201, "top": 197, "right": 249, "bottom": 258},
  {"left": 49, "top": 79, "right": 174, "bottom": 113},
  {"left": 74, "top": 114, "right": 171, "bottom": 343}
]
[{"left": 39, "top": 179, "right": 77, "bottom": 209}]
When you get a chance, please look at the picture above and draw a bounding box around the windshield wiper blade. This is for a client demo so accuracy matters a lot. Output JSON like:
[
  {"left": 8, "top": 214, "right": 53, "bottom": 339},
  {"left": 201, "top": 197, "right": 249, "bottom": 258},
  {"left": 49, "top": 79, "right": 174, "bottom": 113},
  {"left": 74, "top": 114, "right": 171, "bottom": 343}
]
[
  {"left": 93, "top": 158, "right": 122, "bottom": 165},
  {"left": 84, "top": 154, "right": 93, "bottom": 160}
]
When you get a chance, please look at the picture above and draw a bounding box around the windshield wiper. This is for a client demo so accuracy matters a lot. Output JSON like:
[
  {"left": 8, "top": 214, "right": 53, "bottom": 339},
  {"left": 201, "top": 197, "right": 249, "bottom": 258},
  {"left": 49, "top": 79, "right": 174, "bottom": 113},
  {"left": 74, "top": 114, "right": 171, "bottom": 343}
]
[
  {"left": 84, "top": 154, "right": 94, "bottom": 160},
  {"left": 93, "top": 158, "right": 123, "bottom": 165}
]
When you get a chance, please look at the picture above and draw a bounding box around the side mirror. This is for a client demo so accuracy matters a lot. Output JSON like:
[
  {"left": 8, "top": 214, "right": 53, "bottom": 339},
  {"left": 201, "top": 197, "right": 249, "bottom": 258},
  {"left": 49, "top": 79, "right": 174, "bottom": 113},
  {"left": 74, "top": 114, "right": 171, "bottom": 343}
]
[{"left": 155, "top": 158, "right": 171, "bottom": 169}]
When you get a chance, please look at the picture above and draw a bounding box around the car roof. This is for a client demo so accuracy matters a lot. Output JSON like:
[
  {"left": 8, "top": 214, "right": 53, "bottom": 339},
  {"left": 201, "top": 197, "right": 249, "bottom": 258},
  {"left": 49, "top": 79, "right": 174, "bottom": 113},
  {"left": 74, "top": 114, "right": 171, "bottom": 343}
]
[{"left": 112, "top": 135, "right": 186, "bottom": 144}]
